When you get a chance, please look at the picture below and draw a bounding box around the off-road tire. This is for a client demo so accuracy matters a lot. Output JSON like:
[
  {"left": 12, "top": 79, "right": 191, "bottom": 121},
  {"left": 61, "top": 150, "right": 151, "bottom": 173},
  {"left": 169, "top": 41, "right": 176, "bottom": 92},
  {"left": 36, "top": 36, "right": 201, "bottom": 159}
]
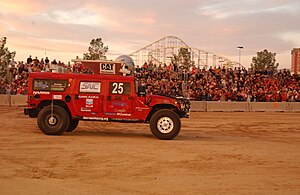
[
  {"left": 150, "top": 109, "right": 181, "bottom": 140},
  {"left": 37, "top": 105, "right": 70, "bottom": 135},
  {"left": 66, "top": 119, "right": 79, "bottom": 132}
]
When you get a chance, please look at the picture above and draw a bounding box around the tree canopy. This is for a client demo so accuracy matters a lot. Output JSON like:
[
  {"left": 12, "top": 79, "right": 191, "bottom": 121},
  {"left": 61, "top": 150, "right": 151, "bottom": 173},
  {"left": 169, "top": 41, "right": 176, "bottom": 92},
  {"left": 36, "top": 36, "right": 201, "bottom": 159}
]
[
  {"left": 251, "top": 49, "right": 279, "bottom": 71},
  {"left": 172, "top": 47, "right": 194, "bottom": 68},
  {"left": 0, "top": 37, "right": 16, "bottom": 78},
  {"left": 83, "top": 38, "right": 108, "bottom": 60}
]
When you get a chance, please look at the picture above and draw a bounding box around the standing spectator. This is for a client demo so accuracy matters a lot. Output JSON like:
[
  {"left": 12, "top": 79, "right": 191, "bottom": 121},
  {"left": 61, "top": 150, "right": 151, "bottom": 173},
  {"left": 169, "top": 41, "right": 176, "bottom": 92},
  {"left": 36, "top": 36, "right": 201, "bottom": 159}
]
[
  {"left": 45, "top": 57, "right": 50, "bottom": 64},
  {"left": 27, "top": 55, "right": 32, "bottom": 64}
]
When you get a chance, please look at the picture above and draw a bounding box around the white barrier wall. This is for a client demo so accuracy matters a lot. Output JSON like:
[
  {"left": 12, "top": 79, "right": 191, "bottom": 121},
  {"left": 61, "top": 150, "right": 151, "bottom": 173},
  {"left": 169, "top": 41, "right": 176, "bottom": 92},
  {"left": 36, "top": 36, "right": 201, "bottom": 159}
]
[
  {"left": 190, "top": 101, "right": 300, "bottom": 112},
  {"left": 10, "top": 95, "right": 27, "bottom": 107},
  {"left": 0, "top": 95, "right": 11, "bottom": 106},
  {"left": 289, "top": 103, "right": 300, "bottom": 112},
  {"left": 190, "top": 101, "right": 206, "bottom": 112},
  {"left": 206, "top": 101, "right": 249, "bottom": 112},
  {"left": 250, "top": 102, "right": 289, "bottom": 112}
]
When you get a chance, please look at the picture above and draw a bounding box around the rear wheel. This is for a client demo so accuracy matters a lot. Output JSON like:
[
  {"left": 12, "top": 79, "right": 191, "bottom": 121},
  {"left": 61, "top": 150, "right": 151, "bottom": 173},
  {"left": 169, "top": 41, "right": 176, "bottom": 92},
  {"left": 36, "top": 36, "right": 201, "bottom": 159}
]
[
  {"left": 37, "top": 105, "right": 70, "bottom": 135},
  {"left": 66, "top": 119, "right": 79, "bottom": 132},
  {"left": 150, "top": 109, "right": 181, "bottom": 140}
]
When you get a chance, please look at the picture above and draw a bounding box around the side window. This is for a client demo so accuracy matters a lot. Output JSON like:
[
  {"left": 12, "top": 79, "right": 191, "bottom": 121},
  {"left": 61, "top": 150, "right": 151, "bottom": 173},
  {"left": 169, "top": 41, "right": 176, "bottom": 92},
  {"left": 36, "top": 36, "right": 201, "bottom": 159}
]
[
  {"left": 79, "top": 82, "right": 101, "bottom": 93},
  {"left": 33, "top": 80, "right": 50, "bottom": 91},
  {"left": 33, "top": 79, "right": 67, "bottom": 92},
  {"left": 109, "top": 82, "right": 131, "bottom": 95},
  {"left": 50, "top": 80, "right": 68, "bottom": 92}
]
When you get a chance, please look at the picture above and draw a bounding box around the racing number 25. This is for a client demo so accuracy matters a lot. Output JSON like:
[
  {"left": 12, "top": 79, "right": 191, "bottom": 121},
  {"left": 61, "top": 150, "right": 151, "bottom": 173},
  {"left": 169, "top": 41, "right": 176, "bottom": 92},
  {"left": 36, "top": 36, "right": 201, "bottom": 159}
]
[
  {"left": 110, "top": 82, "right": 130, "bottom": 95},
  {"left": 112, "top": 82, "right": 123, "bottom": 94}
]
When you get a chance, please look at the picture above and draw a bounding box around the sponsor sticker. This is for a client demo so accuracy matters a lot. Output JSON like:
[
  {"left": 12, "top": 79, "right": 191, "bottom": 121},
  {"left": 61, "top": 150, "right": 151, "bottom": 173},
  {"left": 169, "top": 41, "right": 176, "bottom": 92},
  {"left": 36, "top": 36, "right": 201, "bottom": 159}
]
[
  {"left": 100, "top": 63, "right": 116, "bottom": 74},
  {"left": 114, "top": 108, "right": 126, "bottom": 112},
  {"left": 83, "top": 117, "right": 108, "bottom": 121},
  {"left": 86, "top": 99, "right": 93, "bottom": 108},
  {"left": 116, "top": 113, "right": 131, "bottom": 116},
  {"left": 78, "top": 95, "right": 99, "bottom": 99},
  {"left": 81, "top": 107, "right": 91, "bottom": 112},
  {"left": 33, "top": 91, "right": 50, "bottom": 95},
  {"left": 112, "top": 102, "right": 127, "bottom": 107},
  {"left": 53, "top": 95, "right": 62, "bottom": 100},
  {"left": 80, "top": 82, "right": 101, "bottom": 93},
  {"left": 105, "top": 112, "right": 117, "bottom": 116}
]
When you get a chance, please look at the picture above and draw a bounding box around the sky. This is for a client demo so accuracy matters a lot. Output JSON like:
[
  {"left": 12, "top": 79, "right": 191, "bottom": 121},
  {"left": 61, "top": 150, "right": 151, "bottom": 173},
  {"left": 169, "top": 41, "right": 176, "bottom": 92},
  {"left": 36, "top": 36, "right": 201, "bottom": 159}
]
[{"left": 1, "top": 0, "right": 300, "bottom": 69}]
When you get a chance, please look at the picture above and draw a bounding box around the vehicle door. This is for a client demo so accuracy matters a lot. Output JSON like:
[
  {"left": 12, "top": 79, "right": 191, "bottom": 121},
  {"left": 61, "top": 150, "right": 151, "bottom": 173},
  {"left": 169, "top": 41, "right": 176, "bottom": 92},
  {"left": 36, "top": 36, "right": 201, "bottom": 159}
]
[
  {"left": 105, "top": 81, "right": 133, "bottom": 116},
  {"left": 76, "top": 81, "right": 104, "bottom": 115}
]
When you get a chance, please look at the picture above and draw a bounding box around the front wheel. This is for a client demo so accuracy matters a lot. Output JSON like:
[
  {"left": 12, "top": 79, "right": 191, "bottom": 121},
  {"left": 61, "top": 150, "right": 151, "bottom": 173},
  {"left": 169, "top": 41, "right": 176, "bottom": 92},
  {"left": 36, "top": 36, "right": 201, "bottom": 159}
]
[
  {"left": 37, "top": 105, "right": 70, "bottom": 135},
  {"left": 150, "top": 109, "right": 181, "bottom": 140}
]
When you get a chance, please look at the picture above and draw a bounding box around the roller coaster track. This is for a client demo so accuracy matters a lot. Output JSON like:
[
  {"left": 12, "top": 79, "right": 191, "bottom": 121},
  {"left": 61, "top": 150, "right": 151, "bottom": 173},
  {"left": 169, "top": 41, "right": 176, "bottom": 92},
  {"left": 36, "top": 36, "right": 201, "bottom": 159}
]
[{"left": 129, "top": 36, "right": 240, "bottom": 68}]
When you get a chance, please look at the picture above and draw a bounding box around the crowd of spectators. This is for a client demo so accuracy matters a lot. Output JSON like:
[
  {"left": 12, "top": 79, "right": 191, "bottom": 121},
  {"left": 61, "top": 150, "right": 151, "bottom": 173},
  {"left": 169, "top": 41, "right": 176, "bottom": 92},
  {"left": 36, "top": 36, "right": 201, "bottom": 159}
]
[
  {"left": 136, "top": 62, "right": 300, "bottom": 102},
  {"left": 1, "top": 56, "right": 300, "bottom": 102}
]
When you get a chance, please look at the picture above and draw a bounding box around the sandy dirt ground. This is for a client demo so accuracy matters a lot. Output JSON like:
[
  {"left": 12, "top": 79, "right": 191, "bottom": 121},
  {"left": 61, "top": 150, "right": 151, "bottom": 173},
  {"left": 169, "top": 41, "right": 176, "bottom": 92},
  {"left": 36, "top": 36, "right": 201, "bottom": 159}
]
[{"left": 0, "top": 106, "right": 299, "bottom": 195}]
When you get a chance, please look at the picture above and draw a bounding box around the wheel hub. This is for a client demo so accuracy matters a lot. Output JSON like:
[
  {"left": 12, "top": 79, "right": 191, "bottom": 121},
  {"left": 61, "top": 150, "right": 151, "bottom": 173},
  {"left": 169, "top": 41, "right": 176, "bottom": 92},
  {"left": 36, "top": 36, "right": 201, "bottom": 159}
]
[
  {"left": 48, "top": 116, "right": 57, "bottom": 126},
  {"left": 157, "top": 117, "right": 174, "bottom": 134}
]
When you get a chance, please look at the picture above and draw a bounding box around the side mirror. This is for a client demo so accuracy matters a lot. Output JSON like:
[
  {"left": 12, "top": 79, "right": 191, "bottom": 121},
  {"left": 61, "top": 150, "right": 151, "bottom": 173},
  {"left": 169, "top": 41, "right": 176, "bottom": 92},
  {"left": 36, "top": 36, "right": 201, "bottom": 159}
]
[{"left": 138, "top": 86, "right": 146, "bottom": 96}]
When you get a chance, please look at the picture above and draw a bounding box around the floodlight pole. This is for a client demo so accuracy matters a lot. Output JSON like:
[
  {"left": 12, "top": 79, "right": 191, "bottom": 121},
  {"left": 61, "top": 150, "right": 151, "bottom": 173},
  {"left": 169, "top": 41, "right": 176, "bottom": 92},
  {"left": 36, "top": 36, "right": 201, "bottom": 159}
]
[{"left": 237, "top": 46, "right": 243, "bottom": 67}]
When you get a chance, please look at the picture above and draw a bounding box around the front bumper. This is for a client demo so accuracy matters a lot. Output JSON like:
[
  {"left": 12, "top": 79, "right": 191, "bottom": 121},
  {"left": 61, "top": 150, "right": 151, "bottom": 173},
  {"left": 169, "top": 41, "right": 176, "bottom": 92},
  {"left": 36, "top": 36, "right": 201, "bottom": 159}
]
[{"left": 24, "top": 108, "right": 39, "bottom": 118}]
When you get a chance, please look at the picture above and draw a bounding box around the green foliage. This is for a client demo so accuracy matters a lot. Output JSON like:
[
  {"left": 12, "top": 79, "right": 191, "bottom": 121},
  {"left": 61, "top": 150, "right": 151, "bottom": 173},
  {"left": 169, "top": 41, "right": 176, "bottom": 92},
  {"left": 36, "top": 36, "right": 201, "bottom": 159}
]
[
  {"left": 251, "top": 49, "right": 279, "bottom": 71},
  {"left": 0, "top": 37, "right": 16, "bottom": 78},
  {"left": 83, "top": 38, "right": 108, "bottom": 60},
  {"left": 172, "top": 47, "right": 194, "bottom": 68}
]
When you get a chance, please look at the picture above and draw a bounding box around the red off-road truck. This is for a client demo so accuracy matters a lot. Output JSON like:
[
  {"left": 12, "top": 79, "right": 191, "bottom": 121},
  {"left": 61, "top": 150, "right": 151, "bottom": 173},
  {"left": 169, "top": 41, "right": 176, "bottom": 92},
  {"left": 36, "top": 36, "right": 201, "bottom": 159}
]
[{"left": 24, "top": 60, "right": 190, "bottom": 140}]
